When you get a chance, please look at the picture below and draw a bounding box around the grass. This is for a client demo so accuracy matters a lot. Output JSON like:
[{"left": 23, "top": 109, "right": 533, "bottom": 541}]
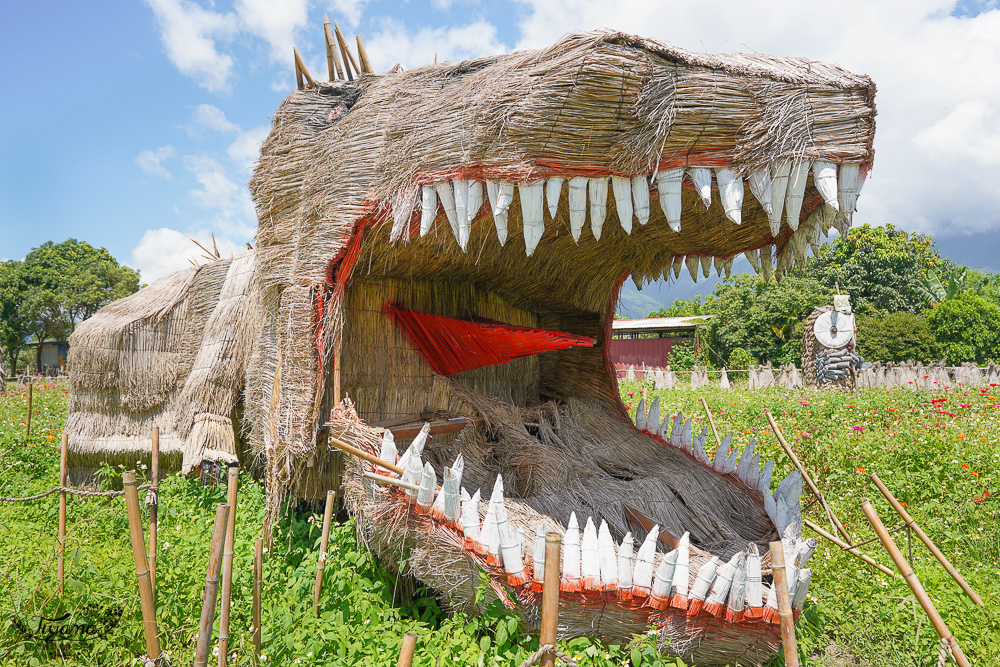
[{"left": 1, "top": 378, "right": 997, "bottom": 665}]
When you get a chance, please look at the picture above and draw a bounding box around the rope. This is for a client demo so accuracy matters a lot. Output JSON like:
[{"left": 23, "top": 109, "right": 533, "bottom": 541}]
[
  {"left": 937, "top": 638, "right": 951, "bottom": 667},
  {"left": 516, "top": 644, "right": 579, "bottom": 667},
  {"left": 0, "top": 484, "right": 151, "bottom": 503}
]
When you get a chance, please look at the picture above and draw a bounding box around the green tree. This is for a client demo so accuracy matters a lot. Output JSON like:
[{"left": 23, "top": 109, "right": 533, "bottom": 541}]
[
  {"left": 808, "top": 223, "right": 941, "bottom": 313},
  {"left": 856, "top": 311, "right": 938, "bottom": 363},
  {"left": 926, "top": 292, "right": 1000, "bottom": 365},
  {"left": 0, "top": 261, "right": 33, "bottom": 374},
  {"left": 918, "top": 265, "right": 991, "bottom": 304},
  {"left": 647, "top": 296, "right": 714, "bottom": 318}
]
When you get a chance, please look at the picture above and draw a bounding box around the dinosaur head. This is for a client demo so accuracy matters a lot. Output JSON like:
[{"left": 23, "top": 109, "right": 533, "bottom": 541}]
[{"left": 248, "top": 30, "right": 875, "bottom": 665}]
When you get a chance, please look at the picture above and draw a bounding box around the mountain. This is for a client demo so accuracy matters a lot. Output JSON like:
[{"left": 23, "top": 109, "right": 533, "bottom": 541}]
[{"left": 616, "top": 255, "right": 753, "bottom": 317}]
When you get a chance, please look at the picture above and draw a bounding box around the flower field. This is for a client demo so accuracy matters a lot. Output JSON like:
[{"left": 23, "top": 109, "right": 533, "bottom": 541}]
[{"left": 1, "top": 379, "right": 998, "bottom": 666}]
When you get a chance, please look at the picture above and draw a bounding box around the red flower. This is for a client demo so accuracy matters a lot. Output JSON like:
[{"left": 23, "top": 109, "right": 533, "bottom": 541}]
[
  {"left": 971, "top": 472, "right": 980, "bottom": 477},
  {"left": 899, "top": 502, "right": 907, "bottom": 507},
  {"left": 962, "top": 463, "right": 970, "bottom": 468}
]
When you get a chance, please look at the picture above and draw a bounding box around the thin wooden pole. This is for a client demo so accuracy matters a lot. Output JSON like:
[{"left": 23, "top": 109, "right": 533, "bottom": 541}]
[
  {"left": 869, "top": 474, "right": 983, "bottom": 606},
  {"left": 323, "top": 15, "right": 336, "bottom": 80},
  {"left": 700, "top": 397, "right": 722, "bottom": 449},
  {"left": 396, "top": 632, "right": 418, "bottom": 667},
  {"left": 194, "top": 503, "right": 230, "bottom": 667},
  {"left": 333, "top": 346, "right": 342, "bottom": 403},
  {"left": 124, "top": 471, "right": 161, "bottom": 660},
  {"left": 860, "top": 502, "right": 970, "bottom": 667},
  {"left": 313, "top": 489, "right": 336, "bottom": 615},
  {"left": 148, "top": 427, "right": 159, "bottom": 595},
  {"left": 333, "top": 21, "right": 359, "bottom": 80},
  {"left": 324, "top": 15, "right": 345, "bottom": 80},
  {"left": 769, "top": 540, "right": 799, "bottom": 667},
  {"left": 362, "top": 471, "right": 420, "bottom": 492},
  {"left": 293, "top": 48, "right": 315, "bottom": 88},
  {"left": 539, "top": 533, "right": 561, "bottom": 667},
  {"left": 764, "top": 409, "right": 853, "bottom": 545},
  {"left": 25, "top": 382, "right": 32, "bottom": 442},
  {"left": 802, "top": 518, "right": 896, "bottom": 578},
  {"left": 252, "top": 537, "right": 263, "bottom": 667},
  {"left": 329, "top": 436, "right": 404, "bottom": 475},
  {"left": 356, "top": 34, "right": 373, "bottom": 74},
  {"left": 57, "top": 432, "right": 68, "bottom": 594},
  {"left": 218, "top": 467, "right": 239, "bottom": 667}
]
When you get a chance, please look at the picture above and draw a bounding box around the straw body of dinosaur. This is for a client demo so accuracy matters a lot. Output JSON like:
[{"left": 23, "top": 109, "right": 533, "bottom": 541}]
[{"left": 66, "top": 30, "right": 875, "bottom": 665}]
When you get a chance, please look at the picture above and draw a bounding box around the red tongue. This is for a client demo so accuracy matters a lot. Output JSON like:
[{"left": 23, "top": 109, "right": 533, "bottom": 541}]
[{"left": 386, "top": 303, "right": 595, "bottom": 375}]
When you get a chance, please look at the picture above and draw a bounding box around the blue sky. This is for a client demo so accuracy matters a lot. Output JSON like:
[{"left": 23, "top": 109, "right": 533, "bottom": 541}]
[{"left": 2, "top": 0, "right": 1000, "bottom": 283}]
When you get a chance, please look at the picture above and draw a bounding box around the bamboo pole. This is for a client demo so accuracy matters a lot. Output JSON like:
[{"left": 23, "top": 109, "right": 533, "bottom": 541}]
[
  {"left": 148, "top": 427, "right": 159, "bottom": 595},
  {"left": 124, "top": 471, "right": 161, "bottom": 660},
  {"left": 218, "top": 467, "right": 239, "bottom": 667},
  {"left": 700, "top": 397, "right": 722, "bottom": 449},
  {"left": 25, "top": 381, "right": 32, "bottom": 442},
  {"left": 396, "top": 632, "right": 418, "bottom": 667},
  {"left": 539, "top": 533, "right": 562, "bottom": 667},
  {"left": 323, "top": 15, "right": 337, "bottom": 80},
  {"left": 294, "top": 52, "right": 304, "bottom": 90},
  {"left": 869, "top": 474, "right": 983, "bottom": 607},
  {"left": 802, "top": 518, "right": 896, "bottom": 578},
  {"left": 324, "top": 15, "right": 345, "bottom": 80},
  {"left": 194, "top": 503, "right": 230, "bottom": 667},
  {"left": 57, "top": 432, "right": 68, "bottom": 594},
  {"left": 356, "top": 35, "right": 373, "bottom": 74},
  {"left": 768, "top": 540, "right": 799, "bottom": 667},
  {"left": 313, "top": 490, "right": 336, "bottom": 615},
  {"left": 764, "top": 409, "right": 853, "bottom": 544},
  {"left": 329, "top": 436, "right": 404, "bottom": 475},
  {"left": 362, "top": 471, "right": 420, "bottom": 492},
  {"left": 293, "top": 48, "right": 315, "bottom": 88},
  {"left": 333, "top": 346, "right": 342, "bottom": 403},
  {"left": 860, "top": 502, "right": 970, "bottom": 667},
  {"left": 333, "top": 21, "right": 359, "bottom": 80},
  {"left": 252, "top": 537, "right": 263, "bottom": 667}
]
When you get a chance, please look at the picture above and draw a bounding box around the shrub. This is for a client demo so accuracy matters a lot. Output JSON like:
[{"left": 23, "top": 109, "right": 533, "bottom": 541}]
[
  {"left": 926, "top": 292, "right": 1000, "bottom": 364},
  {"left": 856, "top": 311, "right": 938, "bottom": 363},
  {"left": 727, "top": 347, "right": 754, "bottom": 382}
]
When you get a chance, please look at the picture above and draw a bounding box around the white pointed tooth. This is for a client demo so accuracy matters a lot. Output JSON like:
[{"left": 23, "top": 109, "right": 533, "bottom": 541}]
[
  {"left": 713, "top": 256, "right": 724, "bottom": 277},
  {"left": 495, "top": 181, "right": 514, "bottom": 213},
  {"left": 617, "top": 532, "right": 634, "bottom": 590},
  {"left": 784, "top": 161, "right": 810, "bottom": 230},
  {"left": 688, "top": 167, "right": 712, "bottom": 208},
  {"left": 792, "top": 569, "right": 812, "bottom": 609},
  {"left": 453, "top": 179, "right": 470, "bottom": 251},
  {"left": 480, "top": 504, "right": 501, "bottom": 561},
  {"left": 760, "top": 246, "right": 772, "bottom": 282},
  {"left": 468, "top": 180, "right": 483, "bottom": 222},
  {"left": 838, "top": 163, "right": 864, "bottom": 215},
  {"left": 671, "top": 532, "right": 690, "bottom": 600},
  {"left": 461, "top": 487, "right": 471, "bottom": 502},
  {"left": 648, "top": 397, "right": 660, "bottom": 434},
  {"left": 813, "top": 161, "right": 839, "bottom": 211},
  {"left": 693, "top": 430, "right": 710, "bottom": 466},
  {"left": 671, "top": 254, "right": 683, "bottom": 279},
  {"left": 796, "top": 537, "right": 818, "bottom": 568},
  {"left": 451, "top": 453, "right": 464, "bottom": 484},
  {"left": 588, "top": 178, "right": 608, "bottom": 240},
  {"left": 545, "top": 177, "right": 563, "bottom": 219},
  {"left": 748, "top": 167, "right": 773, "bottom": 217},
  {"left": 562, "top": 512, "right": 581, "bottom": 584},
  {"left": 402, "top": 453, "right": 424, "bottom": 498},
  {"left": 533, "top": 523, "right": 548, "bottom": 585},
  {"left": 765, "top": 578, "right": 778, "bottom": 613},
  {"left": 431, "top": 479, "right": 447, "bottom": 516},
  {"left": 700, "top": 255, "right": 711, "bottom": 279},
  {"left": 580, "top": 517, "right": 601, "bottom": 588},
  {"left": 568, "top": 176, "right": 587, "bottom": 242},
  {"left": 632, "top": 525, "right": 659, "bottom": 593},
  {"left": 769, "top": 160, "right": 792, "bottom": 234},
  {"left": 632, "top": 175, "right": 650, "bottom": 225},
  {"left": 706, "top": 551, "right": 741, "bottom": 606},
  {"left": 408, "top": 423, "right": 430, "bottom": 458},
  {"left": 416, "top": 462, "right": 437, "bottom": 509},
  {"left": 775, "top": 470, "right": 803, "bottom": 507},
  {"left": 681, "top": 419, "right": 693, "bottom": 453},
  {"left": 723, "top": 443, "right": 739, "bottom": 475},
  {"left": 686, "top": 255, "right": 699, "bottom": 282},
  {"left": 724, "top": 258, "right": 733, "bottom": 278},
  {"left": 775, "top": 494, "right": 791, "bottom": 534},
  {"left": 611, "top": 176, "right": 634, "bottom": 234},
  {"left": 736, "top": 439, "right": 756, "bottom": 486},
  {"left": 652, "top": 549, "right": 678, "bottom": 601},
  {"left": 598, "top": 520, "right": 618, "bottom": 588},
  {"left": 420, "top": 185, "right": 438, "bottom": 237},
  {"left": 518, "top": 180, "right": 545, "bottom": 256},
  {"left": 757, "top": 459, "right": 774, "bottom": 497},
  {"left": 497, "top": 504, "right": 523, "bottom": 579},
  {"left": 712, "top": 434, "right": 729, "bottom": 471},
  {"left": 716, "top": 167, "right": 744, "bottom": 224},
  {"left": 668, "top": 412, "right": 684, "bottom": 448},
  {"left": 435, "top": 182, "right": 459, "bottom": 241},
  {"left": 727, "top": 552, "right": 748, "bottom": 616},
  {"left": 745, "top": 248, "right": 761, "bottom": 272},
  {"left": 656, "top": 168, "right": 683, "bottom": 232},
  {"left": 443, "top": 467, "right": 461, "bottom": 522},
  {"left": 379, "top": 430, "right": 397, "bottom": 467},
  {"left": 461, "top": 489, "right": 481, "bottom": 541},
  {"left": 634, "top": 397, "right": 647, "bottom": 430},
  {"left": 690, "top": 556, "right": 719, "bottom": 602},
  {"left": 486, "top": 181, "right": 508, "bottom": 246},
  {"left": 764, "top": 490, "right": 779, "bottom": 527},
  {"left": 745, "top": 543, "right": 762, "bottom": 609}
]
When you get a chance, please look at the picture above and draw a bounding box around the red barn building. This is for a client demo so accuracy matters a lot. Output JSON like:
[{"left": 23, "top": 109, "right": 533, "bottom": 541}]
[{"left": 610, "top": 316, "right": 713, "bottom": 369}]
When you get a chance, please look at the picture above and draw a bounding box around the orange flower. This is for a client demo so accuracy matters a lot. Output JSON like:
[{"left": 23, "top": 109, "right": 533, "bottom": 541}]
[
  {"left": 971, "top": 472, "right": 980, "bottom": 477},
  {"left": 956, "top": 433, "right": 966, "bottom": 439},
  {"left": 855, "top": 468, "right": 867, "bottom": 474},
  {"left": 961, "top": 463, "right": 970, "bottom": 468}
]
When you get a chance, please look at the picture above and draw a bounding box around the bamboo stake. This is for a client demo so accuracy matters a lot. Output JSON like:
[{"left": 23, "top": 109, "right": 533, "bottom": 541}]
[
  {"left": 124, "top": 471, "right": 161, "bottom": 660},
  {"left": 333, "top": 346, "right": 342, "bottom": 403},
  {"left": 148, "top": 427, "right": 159, "bottom": 595},
  {"left": 57, "top": 432, "right": 68, "bottom": 594},
  {"left": 363, "top": 471, "right": 419, "bottom": 492},
  {"left": 764, "top": 409, "right": 853, "bottom": 544},
  {"left": 323, "top": 15, "right": 337, "bottom": 80},
  {"left": 700, "top": 397, "right": 722, "bottom": 449},
  {"left": 293, "top": 48, "right": 315, "bottom": 88},
  {"left": 313, "top": 490, "right": 336, "bottom": 615},
  {"left": 356, "top": 34, "right": 373, "bottom": 74},
  {"left": 333, "top": 21, "right": 359, "bottom": 81},
  {"left": 539, "top": 533, "right": 561, "bottom": 667},
  {"left": 25, "top": 382, "right": 32, "bottom": 442},
  {"left": 397, "top": 632, "right": 418, "bottom": 667},
  {"left": 769, "top": 540, "right": 799, "bottom": 667},
  {"left": 294, "top": 52, "right": 304, "bottom": 90},
  {"left": 218, "top": 467, "right": 239, "bottom": 667},
  {"left": 860, "top": 502, "right": 970, "bottom": 667},
  {"left": 252, "top": 537, "right": 263, "bottom": 667},
  {"left": 329, "top": 436, "right": 404, "bottom": 475},
  {"left": 194, "top": 503, "right": 230, "bottom": 667},
  {"left": 802, "top": 518, "right": 895, "bottom": 578},
  {"left": 869, "top": 474, "right": 983, "bottom": 607}
]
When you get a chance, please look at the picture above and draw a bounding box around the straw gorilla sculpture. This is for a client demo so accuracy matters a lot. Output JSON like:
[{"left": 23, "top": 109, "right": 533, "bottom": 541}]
[{"left": 68, "top": 30, "right": 876, "bottom": 665}]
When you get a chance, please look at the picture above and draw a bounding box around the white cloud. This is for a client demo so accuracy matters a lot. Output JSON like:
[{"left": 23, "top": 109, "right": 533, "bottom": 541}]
[
  {"left": 145, "top": 0, "right": 238, "bottom": 93},
  {"left": 511, "top": 0, "right": 1000, "bottom": 237},
  {"left": 236, "top": 0, "right": 309, "bottom": 63},
  {"left": 183, "top": 154, "right": 255, "bottom": 227},
  {"left": 227, "top": 125, "right": 270, "bottom": 172},
  {"left": 131, "top": 227, "right": 245, "bottom": 283},
  {"left": 188, "top": 103, "right": 240, "bottom": 134},
  {"left": 329, "top": 0, "right": 370, "bottom": 29},
  {"left": 367, "top": 18, "right": 506, "bottom": 71},
  {"left": 135, "top": 146, "right": 175, "bottom": 179}
]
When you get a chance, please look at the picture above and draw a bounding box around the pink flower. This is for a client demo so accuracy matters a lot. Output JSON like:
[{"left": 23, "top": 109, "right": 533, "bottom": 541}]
[{"left": 851, "top": 426, "right": 865, "bottom": 432}]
